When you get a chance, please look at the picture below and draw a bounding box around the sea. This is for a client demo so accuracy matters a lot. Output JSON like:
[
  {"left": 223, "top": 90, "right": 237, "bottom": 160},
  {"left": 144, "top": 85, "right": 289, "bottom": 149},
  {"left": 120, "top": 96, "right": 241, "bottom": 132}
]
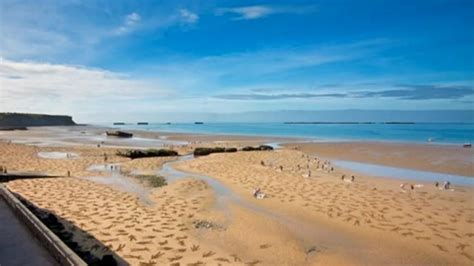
[{"left": 109, "top": 122, "right": 474, "bottom": 145}]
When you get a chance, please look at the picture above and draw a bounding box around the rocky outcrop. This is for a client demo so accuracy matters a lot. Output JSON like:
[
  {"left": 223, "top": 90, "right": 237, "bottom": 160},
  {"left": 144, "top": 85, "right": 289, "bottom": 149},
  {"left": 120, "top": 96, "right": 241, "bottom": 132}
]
[{"left": 0, "top": 113, "right": 76, "bottom": 128}]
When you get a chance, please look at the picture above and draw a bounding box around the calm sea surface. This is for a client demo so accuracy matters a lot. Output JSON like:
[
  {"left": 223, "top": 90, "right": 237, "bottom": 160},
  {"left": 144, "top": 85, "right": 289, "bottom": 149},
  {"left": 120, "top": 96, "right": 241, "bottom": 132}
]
[{"left": 109, "top": 123, "right": 474, "bottom": 144}]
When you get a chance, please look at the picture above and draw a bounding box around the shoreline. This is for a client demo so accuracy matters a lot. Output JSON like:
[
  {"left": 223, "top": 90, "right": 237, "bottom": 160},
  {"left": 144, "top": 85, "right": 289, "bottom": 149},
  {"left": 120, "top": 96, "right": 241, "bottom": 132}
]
[
  {"left": 102, "top": 122, "right": 474, "bottom": 146},
  {"left": 1, "top": 125, "right": 471, "bottom": 179}
]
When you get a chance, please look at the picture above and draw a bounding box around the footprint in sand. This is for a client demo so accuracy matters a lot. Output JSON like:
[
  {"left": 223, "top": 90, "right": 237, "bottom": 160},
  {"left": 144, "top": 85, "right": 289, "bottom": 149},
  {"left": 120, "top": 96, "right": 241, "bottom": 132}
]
[
  {"left": 202, "top": 251, "right": 215, "bottom": 258},
  {"left": 433, "top": 244, "right": 448, "bottom": 252}
]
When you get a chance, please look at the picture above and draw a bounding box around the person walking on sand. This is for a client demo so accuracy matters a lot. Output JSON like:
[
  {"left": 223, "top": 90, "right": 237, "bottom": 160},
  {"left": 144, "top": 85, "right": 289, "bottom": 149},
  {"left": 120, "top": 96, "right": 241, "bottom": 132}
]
[
  {"left": 341, "top": 175, "right": 345, "bottom": 181},
  {"left": 351, "top": 175, "right": 355, "bottom": 182},
  {"left": 253, "top": 187, "right": 261, "bottom": 197},
  {"left": 443, "top": 181, "right": 451, "bottom": 190}
]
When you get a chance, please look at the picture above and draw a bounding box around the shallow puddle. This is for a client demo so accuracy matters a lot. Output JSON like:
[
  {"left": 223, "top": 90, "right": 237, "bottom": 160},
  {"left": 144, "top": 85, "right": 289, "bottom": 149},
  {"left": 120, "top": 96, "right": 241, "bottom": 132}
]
[
  {"left": 333, "top": 159, "right": 474, "bottom": 186},
  {"left": 37, "top": 151, "right": 78, "bottom": 159},
  {"left": 86, "top": 164, "right": 153, "bottom": 205}
]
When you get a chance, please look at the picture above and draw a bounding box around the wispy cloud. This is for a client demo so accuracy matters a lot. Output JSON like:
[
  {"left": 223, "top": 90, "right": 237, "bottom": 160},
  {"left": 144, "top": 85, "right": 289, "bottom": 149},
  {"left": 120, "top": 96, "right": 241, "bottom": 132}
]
[
  {"left": 216, "top": 92, "right": 346, "bottom": 100},
  {"left": 355, "top": 84, "right": 474, "bottom": 100},
  {"left": 147, "top": 39, "right": 390, "bottom": 87},
  {"left": 214, "top": 84, "right": 474, "bottom": 101},
  {"left": 179, "top": 9, "right": 199, "bottom": 24},
  {"left": 0, "top": 2, "right": 199, "bottom": 61},
  {"left": 215, "top": 5, "right": 316, "bottom": 20},
  {"left": 215, "top": 6, "right": 273, "bottom": 20},
  {"left": 0, "top": 58, "right": 172, "bottom": 113},
  {"left": 114, "top": 12, "right": 141, "bottom": 35}
]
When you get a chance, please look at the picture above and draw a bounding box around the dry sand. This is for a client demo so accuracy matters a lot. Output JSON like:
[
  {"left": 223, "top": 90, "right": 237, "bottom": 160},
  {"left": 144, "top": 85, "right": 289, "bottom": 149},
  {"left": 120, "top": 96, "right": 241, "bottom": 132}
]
[{"left": 1, "top": 130, "right": 473, "bottom": 265}]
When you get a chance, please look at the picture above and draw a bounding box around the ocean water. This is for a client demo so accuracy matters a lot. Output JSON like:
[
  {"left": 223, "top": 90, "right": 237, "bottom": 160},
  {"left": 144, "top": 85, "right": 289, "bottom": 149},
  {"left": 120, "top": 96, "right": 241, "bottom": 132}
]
[{"left": 109, "top": 123, "right": 474, "bottom": 144}]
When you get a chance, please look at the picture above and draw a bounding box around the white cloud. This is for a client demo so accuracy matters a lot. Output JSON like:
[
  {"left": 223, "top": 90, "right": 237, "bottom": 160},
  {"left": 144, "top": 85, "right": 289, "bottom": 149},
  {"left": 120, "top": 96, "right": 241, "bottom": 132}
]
[
  {"left": 179, "top": 9, "right": 199, "bottom": 24},
  {"left": 215, "top": 5, "right": 316, "bottom": 20},
  {"left": 216, "top": 6, "right": 273, "bottom": 20},
  {"left": 114, "top": 12, "right": 141, "bottom": 35},
  {"left": 0, "top": 58, "right": 172, "bottom": 114}
]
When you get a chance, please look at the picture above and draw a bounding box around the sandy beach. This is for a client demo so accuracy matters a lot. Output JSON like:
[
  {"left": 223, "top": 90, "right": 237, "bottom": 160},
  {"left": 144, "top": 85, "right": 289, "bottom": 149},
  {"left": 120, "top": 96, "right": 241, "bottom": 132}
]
[
  {"left": 1, "top": 126, "right": 473, "bottom": 265},
  {"left": 4, "top": 1, "right": 473, "bottom": 264}
]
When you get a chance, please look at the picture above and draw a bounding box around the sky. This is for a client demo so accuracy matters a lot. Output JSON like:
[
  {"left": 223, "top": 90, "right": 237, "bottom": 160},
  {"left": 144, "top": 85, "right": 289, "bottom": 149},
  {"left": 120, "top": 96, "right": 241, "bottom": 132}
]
[{"left": 0, "top": 0, "right": 473, "bottom": 122}]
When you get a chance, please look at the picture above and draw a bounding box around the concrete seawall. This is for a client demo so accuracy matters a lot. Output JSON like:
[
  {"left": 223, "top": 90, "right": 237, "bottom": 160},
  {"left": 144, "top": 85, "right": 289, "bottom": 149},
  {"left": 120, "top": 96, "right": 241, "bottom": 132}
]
[{"left": 0, "top": 184, "right": 86, "bottom": 266}]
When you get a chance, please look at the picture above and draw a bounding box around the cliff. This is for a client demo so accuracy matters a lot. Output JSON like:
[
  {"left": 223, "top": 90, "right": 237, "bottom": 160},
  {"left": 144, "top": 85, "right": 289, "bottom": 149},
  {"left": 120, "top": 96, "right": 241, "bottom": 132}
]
[{"left": 0, "top": 113, "right": 76, "bottom": 128}]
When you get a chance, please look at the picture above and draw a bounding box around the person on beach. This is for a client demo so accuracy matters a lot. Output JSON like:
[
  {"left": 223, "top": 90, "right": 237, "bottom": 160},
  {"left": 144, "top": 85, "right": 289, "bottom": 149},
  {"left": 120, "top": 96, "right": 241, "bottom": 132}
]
[
  {"left": 443, "top": 181, "right": 451, "bottom": 190},
  {"left": 253, "top": 187, "right": 261, "bottom": 197},
  {"left": 67, "top": 170, "right": 70, "bottom": 177},
  {"left": 280, "top": 165, "right": 283, "bottom": 171},
  {"left": 435, "top": 182, "right": 439, "bottom": 188},
  {"left": 261, "top": 160, "right": 265, "bottom": 166},
  {"left": 351, "top": 175, "right": 355, "bottom": 182},
  {"left": 341, "top": 175, "right": 345, "bottom": 181},
  {"left": 253, "top": 187, "right": 265, "bottom": 199}
]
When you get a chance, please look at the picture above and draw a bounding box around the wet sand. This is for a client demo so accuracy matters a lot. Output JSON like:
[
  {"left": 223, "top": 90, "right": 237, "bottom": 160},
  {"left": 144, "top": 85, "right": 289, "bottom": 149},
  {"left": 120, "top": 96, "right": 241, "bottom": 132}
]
[
  {"left": 1, "top": 126, "right": 473, "bottom": 265},
  {"left": 285, "top": 141, "right": 474, "bottom": 177}
]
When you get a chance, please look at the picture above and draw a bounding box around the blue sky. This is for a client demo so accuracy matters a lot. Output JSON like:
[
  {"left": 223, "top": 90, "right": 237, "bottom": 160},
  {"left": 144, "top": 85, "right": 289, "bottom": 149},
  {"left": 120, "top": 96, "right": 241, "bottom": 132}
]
[{"left": 0, "top": 0, "right": 473, "bottom": 122}]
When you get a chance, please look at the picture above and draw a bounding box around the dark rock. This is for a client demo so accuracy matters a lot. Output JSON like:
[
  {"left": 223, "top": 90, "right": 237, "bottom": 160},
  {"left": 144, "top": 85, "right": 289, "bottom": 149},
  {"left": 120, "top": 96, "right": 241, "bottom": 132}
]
[
  {"left": 242, "top": 145, "right": 274, "bottom": 151},
  {"left": 258, "top": 145, "right": 274, "bottom": 151},
  {"left": 117, "top": 149, "right": 178, "bottom": 159},
  {"left": 194, "top": 147, "right": 237, "bottom": 156}
]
